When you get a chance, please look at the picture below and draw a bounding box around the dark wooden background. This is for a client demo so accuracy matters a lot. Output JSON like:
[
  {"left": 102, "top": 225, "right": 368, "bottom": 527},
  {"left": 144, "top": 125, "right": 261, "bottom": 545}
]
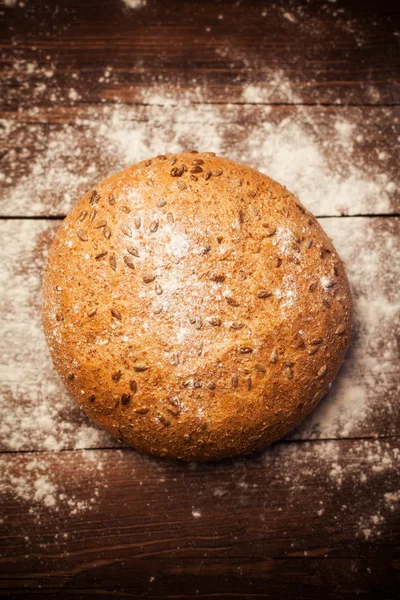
[{"left": 0, "top": 1, "right": 399, "bottom": 598}]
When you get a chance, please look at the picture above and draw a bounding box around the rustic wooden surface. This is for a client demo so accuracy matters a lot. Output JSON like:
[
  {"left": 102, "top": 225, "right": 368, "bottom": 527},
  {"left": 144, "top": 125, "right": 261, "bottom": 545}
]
[{"left": 0, "top": 1, "right": 399, "bottom": 599}]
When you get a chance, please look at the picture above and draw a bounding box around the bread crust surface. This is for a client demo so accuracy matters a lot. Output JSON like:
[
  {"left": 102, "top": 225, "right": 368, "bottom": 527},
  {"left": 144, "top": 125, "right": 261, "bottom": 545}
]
[{"left": 43, "top": 153, "right": 352, "bottom": 460}]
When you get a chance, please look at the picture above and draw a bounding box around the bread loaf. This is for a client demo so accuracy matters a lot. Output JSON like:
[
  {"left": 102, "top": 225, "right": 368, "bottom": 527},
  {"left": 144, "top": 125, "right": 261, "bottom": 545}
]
[{"left": 42, "top": 152, "right": 352, "bottom": 460}]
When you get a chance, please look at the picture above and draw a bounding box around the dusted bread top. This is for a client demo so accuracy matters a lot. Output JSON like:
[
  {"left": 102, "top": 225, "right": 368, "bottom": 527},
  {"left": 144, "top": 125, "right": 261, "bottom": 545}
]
[{"left": 42, "top": 152, "right": 352, "bottom": 460}]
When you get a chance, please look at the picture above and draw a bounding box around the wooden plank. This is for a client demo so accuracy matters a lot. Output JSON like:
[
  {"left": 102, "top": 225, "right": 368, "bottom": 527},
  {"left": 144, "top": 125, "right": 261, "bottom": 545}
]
[
  {"left": 0, "top": 440, "right": 399, "bottom": 598},
  {"left": 1, "top": 0, "right": 399, "bottom": 107},
  {"left": 0, "top": 216, "right": 398, "bottom": 452},
  {"left": 1, "top": 104, "right": 399, "bottom": 217}
]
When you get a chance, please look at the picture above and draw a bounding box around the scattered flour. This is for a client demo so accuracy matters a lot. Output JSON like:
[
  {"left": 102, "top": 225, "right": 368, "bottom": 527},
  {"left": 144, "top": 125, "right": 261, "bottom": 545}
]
[
  {"left": 0, "top": 86, "right": 396, "bottom": 217},
  {"left": 0, "top": 451, "right": 106, "bottom": 516},
  {"left": 121, "top": 0, "right": 146, "bottom": 9},
  {"left": 0, "top": 4, "right": 398, "bottom": 526}
]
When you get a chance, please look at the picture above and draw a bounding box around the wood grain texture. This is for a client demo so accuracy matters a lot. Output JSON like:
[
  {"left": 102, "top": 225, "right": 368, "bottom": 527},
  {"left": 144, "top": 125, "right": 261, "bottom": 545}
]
[
  {"left": 1, "top": 0, "right": 400, "bottom": 108},
  {"left": 1, "top": 0, "right": 399, "bottom": 596},
  {"left": 1, "top": 104, "right": 399, "bottom": 217},
  {"left": 1, "top": 440, "right": 399, "bottom": 599},
  {"left": 0, "top": 216, "right": 398, "bottom": 452}
]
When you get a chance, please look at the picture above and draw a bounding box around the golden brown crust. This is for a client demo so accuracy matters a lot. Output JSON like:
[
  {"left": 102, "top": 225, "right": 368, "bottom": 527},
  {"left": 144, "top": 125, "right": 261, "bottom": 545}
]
[{"left": 42, "top": 152, "right": 352, "bottom": 460}]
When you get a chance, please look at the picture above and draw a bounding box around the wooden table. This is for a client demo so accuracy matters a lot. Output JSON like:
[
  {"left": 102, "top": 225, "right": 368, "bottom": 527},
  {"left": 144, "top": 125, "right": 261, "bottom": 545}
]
[{"left": 1, "top": 1, "right": 399, "bottom": 598}]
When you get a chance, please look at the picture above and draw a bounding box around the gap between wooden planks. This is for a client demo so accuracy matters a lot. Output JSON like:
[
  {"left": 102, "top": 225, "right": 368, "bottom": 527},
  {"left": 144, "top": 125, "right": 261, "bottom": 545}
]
[
  {"left": 1, "top": 0, "right": 400, "bottom": 107},
  {"left": 1, "top": 104, "right": 399, "bottom": 218},
  {"left": 0, "top": 216, "right": 398, "bottom": 454}
]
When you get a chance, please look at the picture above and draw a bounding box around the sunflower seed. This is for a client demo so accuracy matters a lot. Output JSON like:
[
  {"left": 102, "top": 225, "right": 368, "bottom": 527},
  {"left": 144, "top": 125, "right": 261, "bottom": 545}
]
[
  {"left": 108, "top": 193, "right": 116, "bottom": 205},
  {"left": 121, "top": 393, "right": 131, "bottom": 405},
  {"left": 111, "top": 308, "right": 122, "bottom": 320},
  {"left": 167, "top": 398, "right": 181, "bottom": 416},
  {"left": 208, "top": 382, "right": 216, "bottom": 390},
  {"left": 104, "top": 226, "right": 112, "bottom": 239},
  {"left": 89, "top": 190, "right": 100, "bottom": 204},
  {"left": 157, "top": 198, "right": 167, "bottom": 208},
  {"left": 87, "top": 308, "right": 97, "bottom": 317},
  {"left": 77, "top": 229, "right": 88, "bottom": 241},
  {"left": 231, "top": 375, "right": 238, "bottom": 389},
  {"left": 127, "top": 246, "right": 139, "bottom": 257},
  {"left": 209, "top": 317, "right": 221, "bottom": 326},
  {"left": 190, "top": 174, "right": 198, "bottom": 181},
  {"left": 195, "top": 316, "right": 203, "bottom": 330},
  {"left": 133, "top": 364, "right": 149, "bottom": 372},
  {"left": 89, "top": 207, "right": 97, "bottom": 223},
  {"left": 308, "top": 346, "right": 319, "bottom": 356},
  {"left": 257, "top": 290, "right": 271, "bottom": 298},
  {"left": 335, "top": 324, "right": 346, "bottom": 335},
  {"left": 67, "top": 373, "right": 74, "bottom": 381},
  {"left": 129, "top": 380, "right": 137, "bottom": 393},
  {"left": 308, "top": 281, "right": 318, "bottom": 292},
  {"left": 225, "top": 296, "right": 239, "bottom": 307},
  {"left": 212, "top": 169, "right": 223, "bottom": 177},
  {"left": 145, "top": 159, "right": 152, "bottom": 167},
  {"left": 134, "top": 216, "right": 141, "bottom": 229},
  {"left": 170, "top": 166, "right": 184, "bottom": 177},
  {"left": 238, "top": 270, "right": 246, "bottom": 281},
  {"left": 146, "top": 179, "right": 154, "bottom": 188},
  {"left": 158, "top": 414, "right": 171, "bottom": 427},
  {"left": 255, "top": 364, "right": 266, "bottom": 373},
  {"left": 167, "top": 212, "right": 174, "bottom": 224},
  {"left": 78, "top": 210, "right": 87, "bottom": 222},
  {"left": 246, "top": 377, "right": 252, "bottom": 390},
  {"left": 155, "top": 282, "right": 163, "bottom": 295},
  {"left": 192, "top": 159, "right": 204, "bottom": 165},
  {"left": 270, "top": 348, "right": 278, "bottom": 363},
  {"left": 170, "top": 352, "right": 179, "bottom": 365},
  {"left": 88, "top": 394, "right": 96, "bottom": 402},
  {"left": 121, "top": 225, "right": 132, "bottom": 237},
  {"left": 123, "top": 256, "right": 135, "bottom": 270},
  {"left": 170, "top": 157, "right": 177, "bottom": 165},
  {"left": 121, "top": 205, "right": 131, "bottom": 214},
  {"left": 286, "top": 366, "right": 294, "bottom": 380},
  {"left": 177, "top": 180, "right": 187, "bottom": 190},
  {"left": 240, "top": 347, "right": 253, "bottom": 354},
  {"left": 94, "top": 220, "right": 107, "bottom": 229},
  {"left": 135, "top": 407, "right": 149, "bottom": 414},
  {"left": 209, "top": 273, "right": 225, "bottom": 282},
  {"left": 190, "top": 165, "right": 203, "bottom": 174},
  {"left": 310, "top": 338, "right": 323, "bottom": 345},
  {"left": 153, "top": 305, "right": 163, "bottom": 315},
  {"left": 230, "top": 322, "right": 244, "bottom": 330},
  {"left": 157, "top": 154, "right": 166, "bottom": 161},
  {"left": 112, "top": 370, "right": 122, "bottom": 381},
  {"left": 317, "top": 365, "right": 327, "bottom": 378},
  {"left": 149, "top": 219, "right": 159, "bottom": 233},
  {"left": 305, "top": 239, "right": 313, "bottom": 249},
  {"left": 203, "top": 169, "right": 211, "bottom": 180},
  {"left": 95, "top": 250, "right": 108, "bottom": 260},
  {"left": 143, "top": 273, "right": 156, "bottom": 283},
  {"left": 109, "top": 254, "right": 117, "bottom": 270}
]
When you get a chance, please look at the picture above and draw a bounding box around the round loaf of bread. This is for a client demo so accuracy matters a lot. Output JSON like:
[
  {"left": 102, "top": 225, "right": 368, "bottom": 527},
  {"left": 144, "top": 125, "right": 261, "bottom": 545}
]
[{"left": 42, "top": 152, "right": 352, "bottom": 461}]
